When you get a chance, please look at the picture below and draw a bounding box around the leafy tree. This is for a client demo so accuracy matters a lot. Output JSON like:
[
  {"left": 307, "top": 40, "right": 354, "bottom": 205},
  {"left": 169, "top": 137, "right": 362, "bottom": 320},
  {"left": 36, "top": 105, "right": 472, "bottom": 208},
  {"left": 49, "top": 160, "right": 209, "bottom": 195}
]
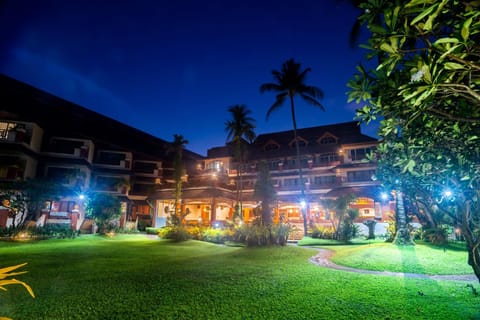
[
  {"left": 170, "top": 134, "right": 189, "bottom": 226},
  {"left": 0, "top": 178, "right": 70, "bottom": 228},
  {"left": 85, "top": 193, "right": 121, "bottom": 234},
  {"left": 347, "top": 1, "right": 480, "bottom": 279},
  {"left": 339, "top": 207, "right": 360, "bottom": 241},
  {"left": 225, "top": 104, "right": 256, "bottom": 222},
  {"left": 253, "top": 161, "right": 276, "bottom": 226},
  {"left": 322, "top": 194, "right": 357, "bottom": 240},
  {"left": 260, "top": 58, "right": 325, "bottom": 236}
]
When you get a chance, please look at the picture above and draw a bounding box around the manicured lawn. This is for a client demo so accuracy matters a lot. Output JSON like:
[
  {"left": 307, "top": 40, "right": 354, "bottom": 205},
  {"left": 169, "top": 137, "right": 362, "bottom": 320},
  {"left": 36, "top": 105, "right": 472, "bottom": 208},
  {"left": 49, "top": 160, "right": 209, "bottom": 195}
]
[
  {"left": 1, "top": 234, "right": 479, "bottom": 320},
  {"left": 299, "top": 237, "right": 472, "bottom": 275}
]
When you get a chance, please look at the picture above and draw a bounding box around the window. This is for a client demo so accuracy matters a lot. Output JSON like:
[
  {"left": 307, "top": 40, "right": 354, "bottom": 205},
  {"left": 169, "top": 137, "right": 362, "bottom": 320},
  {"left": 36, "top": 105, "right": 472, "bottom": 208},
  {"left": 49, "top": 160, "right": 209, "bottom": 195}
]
[
  {"left": 134, "top": 161, "right": 158, "bottom": 174},
  {"left": 97, "top": 151, "right": 127, "bottom": 165},
  {"left": 346, "top": 170, "right": 376, "bottom": 182},
  {"left": 49, "top": 138, "right": 83, "bottom": 154},
  {"left": 0, "top": 122, "right": 17, "bottom": 140},
  {"left": 284, "top": 178, "right": 299, "bottom": 186},
  {"left": 264, "top": 142, "right": 280, "bottom": 151},
  {"left": 349, "top": 147, "right": 376, "bottom": 161},
  {"left": 46, "top": 167, "right": 79, "bottom": 184},
  {"left": 317, "top": 153, "right": 339, "bottom": 164},
  {"left": 313, "top": 176, "right": 336, "bottom": 185},
  {"left": 289, "top": 138, "right": 307, "bottom": 148},
  {"left": 319, "top": 136, "right": 336, "bottom": 144},
  {"left": 206, "top": 160, "right": 223, "bottom": 172},
  {"left": 95, "top": 176, "right": 124, "bottom": 191}
]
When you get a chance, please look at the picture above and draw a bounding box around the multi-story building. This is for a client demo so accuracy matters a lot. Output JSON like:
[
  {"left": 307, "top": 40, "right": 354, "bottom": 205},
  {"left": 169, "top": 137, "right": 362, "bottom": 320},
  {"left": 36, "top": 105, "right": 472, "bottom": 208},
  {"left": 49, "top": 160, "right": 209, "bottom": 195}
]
[
  {"left": 0, "top": 74, "right": 393, "bottom": 236},
  {"left": 0, "top": 74, "right": 203, "bottom": 231},
  {"left": 153, "top": 122, "right": 390, "bottom": 237}
]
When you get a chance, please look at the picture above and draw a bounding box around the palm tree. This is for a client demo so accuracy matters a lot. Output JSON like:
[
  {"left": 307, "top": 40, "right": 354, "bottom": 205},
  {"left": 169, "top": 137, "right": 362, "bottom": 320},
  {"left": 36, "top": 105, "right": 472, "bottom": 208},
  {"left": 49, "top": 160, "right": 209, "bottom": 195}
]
[
  {"left": 170, "top": 134, "right": 188, "bottom": 226},
  {"left": 260, "top": 58, "right": 324, "bottom": 236},
  {"left": 225, "top": 104, "right": 256, "bottom": 223}
]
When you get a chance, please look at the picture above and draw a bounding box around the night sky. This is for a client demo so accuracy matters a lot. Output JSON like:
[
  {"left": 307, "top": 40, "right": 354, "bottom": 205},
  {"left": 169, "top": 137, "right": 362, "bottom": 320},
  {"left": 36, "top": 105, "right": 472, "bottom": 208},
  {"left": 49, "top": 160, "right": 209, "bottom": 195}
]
[{"left": 0, "top": 0, "right": 376, "bottom": 156}]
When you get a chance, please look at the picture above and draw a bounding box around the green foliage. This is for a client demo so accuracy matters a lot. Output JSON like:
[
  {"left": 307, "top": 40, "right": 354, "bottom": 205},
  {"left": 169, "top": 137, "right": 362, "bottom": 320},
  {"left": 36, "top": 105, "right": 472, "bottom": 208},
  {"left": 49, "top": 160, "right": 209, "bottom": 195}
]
[
  {"left": 234, "top": 223, "right": 291, "bottom": 247},
  {"left": 338, "top": 220, "right": 360, "bottom": 242},
  {"left": 145, "top": 227, "right": 162, "bottom": 235},
  {"left": 201, "top": 228, "right": 234, "bottom": 244},
  {"left": 157, "top": 226, "right": 191, "bottom": 242},
  {"left": 253, "top": 161, "right": 276, "bottom": 226},
  {"left": 384, "top": 219, "right": 396, "bottom": 242},
  {"left": 170, "top": 134, "right": 188, "bottom": 227},
  {"left": 421, "top": 226, "right": 450, "bottom": 246},
  {"left": 0, "top": 235, "right": 478, "bottom": 320},
  {"left": 349, "top": 0, "right": 480, "bottom": 276},
  {"left": 0, "top": 224, "right": 77, "bottom": 240},
  {"left": 0, "top": 236, "right": 478, "bottom": 319},
  {"left": 85, "top": 193, "right": 122, "bottom": 234},
  {"left": 311, "top": 225, "right": 336, "bottom": 239}
]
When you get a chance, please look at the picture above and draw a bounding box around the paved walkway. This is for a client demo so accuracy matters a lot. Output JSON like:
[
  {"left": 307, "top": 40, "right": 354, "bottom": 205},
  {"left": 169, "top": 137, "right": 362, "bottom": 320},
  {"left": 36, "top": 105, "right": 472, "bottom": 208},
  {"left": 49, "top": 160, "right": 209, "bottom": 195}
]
[{"left": 309, "top": 247, "right": 477, "bottom": 282}]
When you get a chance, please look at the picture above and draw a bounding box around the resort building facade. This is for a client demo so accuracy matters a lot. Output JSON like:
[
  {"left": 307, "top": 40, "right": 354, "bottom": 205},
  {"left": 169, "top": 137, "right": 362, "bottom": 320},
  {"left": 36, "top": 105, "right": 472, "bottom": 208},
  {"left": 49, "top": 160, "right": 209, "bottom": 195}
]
[{"left": 0, "top": 74, "right": 393, "bottom": 236}]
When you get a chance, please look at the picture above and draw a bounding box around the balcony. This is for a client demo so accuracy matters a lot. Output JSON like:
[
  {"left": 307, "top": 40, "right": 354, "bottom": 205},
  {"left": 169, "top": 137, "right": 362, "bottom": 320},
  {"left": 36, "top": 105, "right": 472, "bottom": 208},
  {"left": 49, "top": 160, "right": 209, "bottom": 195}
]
[
  {"left": 94, "top": 150, "right": 132, "bottom": 170},
  {"left": 44, "top": 137, "right": 93, "bottom": 161},
  {"left": 132, "top": 161, "right": 161, "bottom": 177}
]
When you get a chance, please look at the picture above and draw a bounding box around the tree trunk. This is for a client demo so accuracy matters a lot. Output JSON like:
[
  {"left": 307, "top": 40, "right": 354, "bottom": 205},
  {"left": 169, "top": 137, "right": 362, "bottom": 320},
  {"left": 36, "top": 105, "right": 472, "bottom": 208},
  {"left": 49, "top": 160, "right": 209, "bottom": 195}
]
[
  {"left": 393, "top": 188, "right": 414, "bottom": 245},
  {"left": 289, "top": 95, "right": 308, "bottom": 236},
  {"left": 459, "top": 200, "right": 480, "bottom": 283}
]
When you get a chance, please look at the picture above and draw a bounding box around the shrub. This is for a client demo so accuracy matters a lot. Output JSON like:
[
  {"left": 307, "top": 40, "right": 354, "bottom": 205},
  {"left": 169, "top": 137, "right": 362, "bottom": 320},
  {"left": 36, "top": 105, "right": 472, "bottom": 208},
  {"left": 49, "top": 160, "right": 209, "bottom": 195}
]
[
  {"left": 201, "top": 228, "right": 226, "bottom": 244},
  {"left": 0, "top": 225, "right": 77, "bottom": 240},
  {"left": 157, "top": 226, "right": 191, "bottom": 242},
  {"left": 234, "top": 223, "right": 291, "bottom": 247},
  {"left": 269, "top": 223, "right": 291, "bottom": 246},
  {"left": 186, "top": 226, "right": 202, "bottom": 240},
  {"left": 422, "top": 226, "right": 449, "bottom": 246},
  {"left": 338, "top": 221, "right": 359, "bottom": 242},
  {"left": 311, "top": 225, "right": 335, "bottom": 239},
  {"left": 145, "top": 227, "right": 162, "bottom": 235}
]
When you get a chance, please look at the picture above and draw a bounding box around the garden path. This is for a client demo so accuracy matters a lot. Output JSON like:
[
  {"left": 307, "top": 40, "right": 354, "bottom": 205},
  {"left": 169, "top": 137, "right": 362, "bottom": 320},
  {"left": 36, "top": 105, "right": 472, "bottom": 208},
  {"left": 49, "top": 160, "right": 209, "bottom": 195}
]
[{"left": 308, "top": 247, "right": 477, "bottom": 282}]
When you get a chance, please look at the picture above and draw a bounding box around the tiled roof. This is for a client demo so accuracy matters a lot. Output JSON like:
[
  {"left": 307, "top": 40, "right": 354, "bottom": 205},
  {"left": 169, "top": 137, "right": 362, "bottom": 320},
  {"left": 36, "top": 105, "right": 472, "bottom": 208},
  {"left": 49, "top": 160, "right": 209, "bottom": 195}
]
[
  {"left": 0, "top": 73, "right": 204, "bottom": 161},
  {"left": 249, "top": 121, "right": 378, "bottom": 160}
]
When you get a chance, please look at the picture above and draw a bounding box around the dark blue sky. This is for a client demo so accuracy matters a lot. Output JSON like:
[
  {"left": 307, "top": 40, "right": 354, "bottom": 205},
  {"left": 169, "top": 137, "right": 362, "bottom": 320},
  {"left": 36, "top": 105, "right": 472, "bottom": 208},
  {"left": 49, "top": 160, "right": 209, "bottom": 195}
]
[{"left": 0, "top": 0, "right": 376, "bottom": 156}]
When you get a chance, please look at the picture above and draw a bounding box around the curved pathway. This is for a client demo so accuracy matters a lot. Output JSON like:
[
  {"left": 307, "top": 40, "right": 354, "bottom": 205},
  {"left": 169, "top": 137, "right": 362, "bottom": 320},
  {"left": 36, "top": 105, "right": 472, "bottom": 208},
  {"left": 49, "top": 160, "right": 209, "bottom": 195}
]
[{"left": 308, "top": 247, "right": 477, "bottom": 282}]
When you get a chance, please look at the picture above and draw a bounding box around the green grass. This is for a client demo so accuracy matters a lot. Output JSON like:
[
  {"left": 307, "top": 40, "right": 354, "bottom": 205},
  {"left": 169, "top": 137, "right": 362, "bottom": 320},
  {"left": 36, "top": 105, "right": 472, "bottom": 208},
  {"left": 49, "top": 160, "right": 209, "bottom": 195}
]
[
  {"left": 299, "top": 237, "right": 472, "bottom": 275},
  {"left": 0, "top": 234, "right": 479, "bottom": 320}
]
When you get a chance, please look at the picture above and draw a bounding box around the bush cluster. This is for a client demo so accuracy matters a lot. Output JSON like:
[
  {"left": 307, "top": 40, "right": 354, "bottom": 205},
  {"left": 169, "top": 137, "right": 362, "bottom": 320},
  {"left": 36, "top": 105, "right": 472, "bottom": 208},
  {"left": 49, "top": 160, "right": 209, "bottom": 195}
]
[
  {"left": 0, "top": 224, "right": 78, "bottom": 240},
  {"left": 156, "top": 223, "right": 291, "bottom": 246},
  {"left": 233, "top": 223, "right": 291, "bottom": 247},
  {"left": 311, "top": 226, "right": 335, "bottom": 239},
  {"left": 416, "top": 225, "right": 450, "bottom": 246}
]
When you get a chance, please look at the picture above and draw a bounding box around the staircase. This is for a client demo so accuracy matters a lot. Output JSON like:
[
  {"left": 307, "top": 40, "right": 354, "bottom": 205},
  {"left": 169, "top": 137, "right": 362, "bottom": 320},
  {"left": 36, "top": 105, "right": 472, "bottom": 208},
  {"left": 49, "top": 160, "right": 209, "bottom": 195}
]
[{"left": 79, "top": 219, "right": 95, "bottom": 234}]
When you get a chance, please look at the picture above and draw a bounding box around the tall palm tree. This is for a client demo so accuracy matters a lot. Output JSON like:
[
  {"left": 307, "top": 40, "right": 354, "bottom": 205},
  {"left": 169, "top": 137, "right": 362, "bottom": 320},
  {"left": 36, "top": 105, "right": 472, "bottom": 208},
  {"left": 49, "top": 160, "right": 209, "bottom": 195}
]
[
  {"left": 225, "top": 104, "right": 256, "bottom": 222},
  {"left": 170, "top": 134, "right": 188, "bottom": 226},
  {"left": 260, "top": 58, "right": 324, "bottom": 236}
]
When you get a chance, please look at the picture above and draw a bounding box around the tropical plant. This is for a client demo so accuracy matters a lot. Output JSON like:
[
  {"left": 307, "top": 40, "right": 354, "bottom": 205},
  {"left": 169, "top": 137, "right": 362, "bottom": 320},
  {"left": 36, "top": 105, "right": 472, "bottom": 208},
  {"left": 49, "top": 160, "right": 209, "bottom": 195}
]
[
  {"left": 1, "top": 263, "right": 34, "bottom": 320},
  {"left": 321, "top": 194, "right": 357, "bottom": 240},
  {"left": 253, "top": 161, "right": 276, "bottom": 226},
  {"left": 0, "top": 177, "right": 69, "bottom": 228},
  {"left": 347, "top": 0, "right": 480, "bottom": 280},
  {"left": 170, "top": 134, "right": 189, "bottom": 226},
  {"left": 85, "top": 193, "right": 122, "bottom": 234},
  {"left": 260, "top": 58, "right": 324, "bottom": 236},
  {"left": 225, "top": 104, "right": 256, "bottom": 222}
]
